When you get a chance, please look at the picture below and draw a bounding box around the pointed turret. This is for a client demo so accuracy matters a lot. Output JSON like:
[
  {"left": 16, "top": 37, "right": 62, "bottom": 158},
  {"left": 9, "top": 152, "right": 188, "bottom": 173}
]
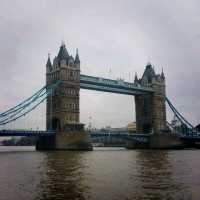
[
  {"left": 134, "top": 72, "right": 139, "bottom": 84},
  {"left": 46, "top": 54, "right": 52, "bottom": 67},
  {"left": 145, "top": 62, "right": 155, "bottom": 75},
  {"left": 75, "top": 48, "right": 80, "bottom": 64},
  {"left": 141, "top": 62, "right": 156, "bottom": 84},
  {"left": 68, "top": 55, "right": 75, "bottom": 65},
  {"left": 57, "top": 42, "right": 69, "bottom": 61},
  {"left": 46, "top": 54, "right": 52, "bottom": 85},
  {"left": 46, "top": 54, "right": 52, "bottom": 73},
  {"left": 146, "top": 62, "right": 152, "bottom": 68},
  {"left": 161, "top": 68, "right": 165, "bottom": 80}
]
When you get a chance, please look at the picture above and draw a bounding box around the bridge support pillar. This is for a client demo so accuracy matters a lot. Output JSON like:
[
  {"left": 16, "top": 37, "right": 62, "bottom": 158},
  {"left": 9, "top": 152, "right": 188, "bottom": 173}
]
[
  {"left": 149, "top": 134, "right": 183, "bottom": 149},
  {"left": 125, "top": 134, "right": 183, "bottom": 149},
  {"left": 36, "top": 130, "right": 93, "bottom": 151},
  {"left": 54, "top": 131, "right": 92, "bottom": 150},
  {"left": 135, "top": 86, "right": 166, "bottom": 135}
]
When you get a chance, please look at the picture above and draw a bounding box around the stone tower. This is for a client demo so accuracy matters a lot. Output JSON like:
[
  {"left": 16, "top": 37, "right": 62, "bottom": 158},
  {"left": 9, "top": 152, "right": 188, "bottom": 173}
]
[
  {"left": 135, "top": 63, "right": 166, "bottom": 134},
  {"left": 37, "top": 43, "right": 92, "bottom": 150},
  {"left": 46, "top": 43, "right": 80, "bottom": 131}
]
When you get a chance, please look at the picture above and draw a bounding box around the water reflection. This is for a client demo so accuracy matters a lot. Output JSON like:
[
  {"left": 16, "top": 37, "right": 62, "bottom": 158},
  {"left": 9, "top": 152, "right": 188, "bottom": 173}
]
[
  {"left": 37, "top": 149, "right": 194, "bottom": 200},
  {"left": 37, "top": 151, "right": 90, "bottom": 200},
  {"left": 3, "top": 147, "right": 196, "bottom": 200},
  {"left": 133, "top": 150, "right": 192, "bottom": 200}
]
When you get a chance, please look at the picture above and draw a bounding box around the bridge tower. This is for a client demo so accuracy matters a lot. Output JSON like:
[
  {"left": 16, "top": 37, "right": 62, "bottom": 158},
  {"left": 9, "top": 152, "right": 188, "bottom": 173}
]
[
  {"left": 135, "top": 63, "right": 166, "bottom": 134},
  {"left": 126, "top": 63, "right": 182, "bottom": 149},
  {"left": 37, "top": 43, "right": 92, "bottom": 150},
  {"left": 46, "top": 44, "right": 80, "bottom": 131}
]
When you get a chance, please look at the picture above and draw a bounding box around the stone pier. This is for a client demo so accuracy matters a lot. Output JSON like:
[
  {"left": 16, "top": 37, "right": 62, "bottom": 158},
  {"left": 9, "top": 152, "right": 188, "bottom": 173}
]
[{"left": 36, "top": 130, "right": 93, "bottom": 151}]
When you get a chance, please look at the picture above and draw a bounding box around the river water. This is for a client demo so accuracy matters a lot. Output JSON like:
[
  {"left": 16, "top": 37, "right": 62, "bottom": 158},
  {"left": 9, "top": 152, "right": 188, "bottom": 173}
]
[{"left": 0, "top": 146, "right": 199, "bottom": 200}]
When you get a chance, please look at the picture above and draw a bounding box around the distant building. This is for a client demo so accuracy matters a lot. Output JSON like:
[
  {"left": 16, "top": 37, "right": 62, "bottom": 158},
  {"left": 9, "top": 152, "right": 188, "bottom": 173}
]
[
  {"left": 127, "top": 122, "right": 136, "bottom": 133},
  {"left": 99, "top": 122, "right": 136, "bottom": 133},
  {"left": 106, "top": 127, "right": 127, "bottom": 132}
]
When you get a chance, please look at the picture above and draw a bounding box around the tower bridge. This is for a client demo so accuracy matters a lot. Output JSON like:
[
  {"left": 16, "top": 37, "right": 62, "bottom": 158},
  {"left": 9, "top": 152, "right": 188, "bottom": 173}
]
[
  {"left": 0, "top": 43, "right": 199, "bottom": 150},
  {"left": 46, "top": 43, "right": 166, "bottom": 137}
]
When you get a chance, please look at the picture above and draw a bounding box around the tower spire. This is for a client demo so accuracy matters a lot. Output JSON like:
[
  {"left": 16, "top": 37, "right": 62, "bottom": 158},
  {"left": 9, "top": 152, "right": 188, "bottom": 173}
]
[
  {"left": 46, "top": 53, "right": 52, "bottom": 68},
  {"left": 57, "top": 42, "right": 69, "bottom": 61},
  {"left": 61, "top": 40, "right": 65, "bottom": 46},
  {"left": 134, "top": 72, "right": 139, "bottom": 84},
  {"left": 75, "top": 48, "right": 80, "bottom": 64},
  {"left": 161, "top": 67, "right": 165, "bottom": 80}
]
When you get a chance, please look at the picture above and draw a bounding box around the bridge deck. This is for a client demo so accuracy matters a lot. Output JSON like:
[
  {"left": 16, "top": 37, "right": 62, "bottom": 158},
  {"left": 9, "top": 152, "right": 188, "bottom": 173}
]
[
  {"left": 0, "top": 130, "right": 150, "bottom": 143},
  {"left": 1, "top": 130, "right": 200, "bottom": 143},
  {"left": 0, "top": 130, "right": 56, "bottom": 137}
]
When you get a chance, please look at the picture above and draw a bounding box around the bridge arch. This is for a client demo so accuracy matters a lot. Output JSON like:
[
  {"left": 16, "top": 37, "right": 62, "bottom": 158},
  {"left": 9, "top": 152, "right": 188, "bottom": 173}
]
[{"left": 50, "top": 117, "right": 61, "bottom": 131}]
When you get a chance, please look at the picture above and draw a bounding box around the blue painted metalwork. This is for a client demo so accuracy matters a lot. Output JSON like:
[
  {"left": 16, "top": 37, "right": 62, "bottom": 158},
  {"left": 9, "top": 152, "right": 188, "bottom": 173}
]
[
  {"left": 180, "top": 134, "right": 200, "bottom": 142},
  {"left": 0, "top": 74, "right": 153, "bottom": 127},
  {"left": 0, "top": 130, "right": 55, "bottom": 137},
  {"left": 90, "top": 132, "right": 150, "bottom": 143},
  {"left": 0, "top": 86, "right": 45, "bottom": 117},
  {"left": 0, "top": 73, "right": 199, "bottom": 143},
  {"left": 0, "top": 129, "right": 200, "bottom": 143},
  {"left": 165, "top": 97, "right": 194, "bottom": 129},
  {"left": 80, "top": 74, "right": 153, "bottom": 95},
  {"left": 0, "top": 129, "right": 149, "bottom": 143},
  {"left": 0, "top": 80, "right": 61, "bottom": 125},
  {"left": 165, "top": 97, "right": 200, "bottom": 140}
]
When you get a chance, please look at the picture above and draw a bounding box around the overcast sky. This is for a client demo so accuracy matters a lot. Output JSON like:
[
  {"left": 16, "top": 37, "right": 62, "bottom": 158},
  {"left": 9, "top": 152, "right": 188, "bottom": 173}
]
[{"left": 0, "top": 0, "right": 199, "bottom": 129}]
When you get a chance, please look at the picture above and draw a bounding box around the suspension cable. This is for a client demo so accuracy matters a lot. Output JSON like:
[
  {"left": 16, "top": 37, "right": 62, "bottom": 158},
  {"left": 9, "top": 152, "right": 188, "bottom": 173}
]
[
  {"left": 0, "top": 86, "right": 46, "bottom": 117},
  {"left": 165, "top": 97, "right": 194, "bottom": 129},
  {"left": 0, "top": 81, "right": 61, "bottom": 126}
]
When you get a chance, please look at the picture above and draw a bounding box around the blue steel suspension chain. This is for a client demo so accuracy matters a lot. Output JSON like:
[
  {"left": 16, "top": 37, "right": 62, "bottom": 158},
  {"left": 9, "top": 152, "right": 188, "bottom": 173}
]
[
  {"left": 165, "top": 97, "right": 194, "bottom": 129},
  {"left": 0, "top": 81, "right": 61, "bottom": 125},
  {"left": 0, "top": 86, "right": 46, "bottom": 117}
]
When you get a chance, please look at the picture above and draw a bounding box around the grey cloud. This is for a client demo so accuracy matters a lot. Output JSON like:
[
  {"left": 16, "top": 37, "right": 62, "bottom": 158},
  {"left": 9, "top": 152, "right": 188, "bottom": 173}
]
[{"left": 0, "top": 0, "right": 199, "bottom": 129}]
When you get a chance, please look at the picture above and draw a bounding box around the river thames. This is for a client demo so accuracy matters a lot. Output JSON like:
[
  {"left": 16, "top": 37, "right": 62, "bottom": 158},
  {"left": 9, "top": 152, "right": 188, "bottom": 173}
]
[{"left": 0, "top": 147, "right": 199, "bottom": 200}]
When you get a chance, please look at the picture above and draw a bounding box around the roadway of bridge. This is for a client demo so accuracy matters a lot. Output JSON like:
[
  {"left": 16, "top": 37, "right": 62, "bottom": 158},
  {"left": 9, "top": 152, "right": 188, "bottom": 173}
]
[
  {"left": 0, "top": 130, "right": 148, "bottom": 137},
  {"left": 0, "top": 130, "right": 55, "bottom": 137},
  {"left": 0, "top": 130, "right": 200, "bottom": 142}
]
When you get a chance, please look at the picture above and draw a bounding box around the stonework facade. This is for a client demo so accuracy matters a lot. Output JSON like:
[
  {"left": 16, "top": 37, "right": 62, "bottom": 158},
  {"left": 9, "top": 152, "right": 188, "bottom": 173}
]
[
  {"left": 40, "top": 43, "right": 180, "bottom": 150},
  {"left": 134, "top": 63, "right": 166, "bottom": 134},
  {"left": 46, "top": 44, "right": 80, "bottom": 131},
  {"left": 46, "top": 44, "right": 166, "bottom": 135}
]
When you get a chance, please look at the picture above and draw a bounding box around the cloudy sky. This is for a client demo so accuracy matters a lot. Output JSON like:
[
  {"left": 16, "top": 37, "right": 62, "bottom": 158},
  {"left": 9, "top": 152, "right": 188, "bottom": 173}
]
[{"left": 0, "top": 0, "right": 199, "bottom": 129}]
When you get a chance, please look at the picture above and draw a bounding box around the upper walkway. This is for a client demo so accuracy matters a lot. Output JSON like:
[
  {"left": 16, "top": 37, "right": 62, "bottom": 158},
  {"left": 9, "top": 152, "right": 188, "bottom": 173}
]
[{"left": 80, "top": 74, "right": 153, "bottom": 95}]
